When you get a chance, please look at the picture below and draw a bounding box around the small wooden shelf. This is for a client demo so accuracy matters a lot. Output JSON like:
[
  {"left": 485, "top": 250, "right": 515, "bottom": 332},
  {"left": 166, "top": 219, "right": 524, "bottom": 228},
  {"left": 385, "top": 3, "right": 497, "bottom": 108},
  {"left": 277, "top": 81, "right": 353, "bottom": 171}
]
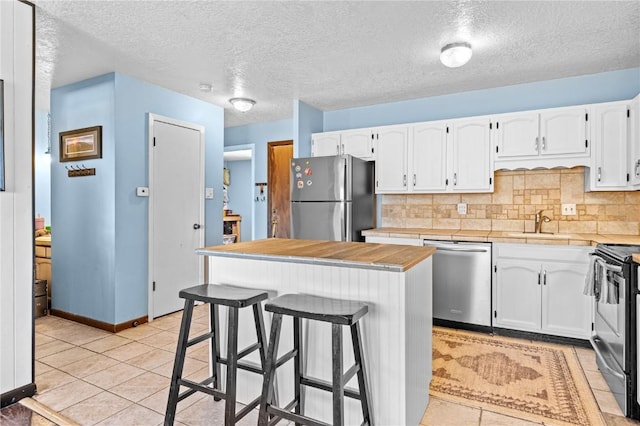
[{"left": 223, "top": 214, "right": 242, "bottom": 243}]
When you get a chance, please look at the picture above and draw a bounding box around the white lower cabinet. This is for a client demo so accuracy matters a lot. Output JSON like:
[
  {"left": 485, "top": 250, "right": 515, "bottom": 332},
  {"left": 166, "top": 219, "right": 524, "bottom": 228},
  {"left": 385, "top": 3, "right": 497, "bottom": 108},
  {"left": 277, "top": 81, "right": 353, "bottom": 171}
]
[{"left": 493, "top": 244, "right": 592, "bottom": 339}]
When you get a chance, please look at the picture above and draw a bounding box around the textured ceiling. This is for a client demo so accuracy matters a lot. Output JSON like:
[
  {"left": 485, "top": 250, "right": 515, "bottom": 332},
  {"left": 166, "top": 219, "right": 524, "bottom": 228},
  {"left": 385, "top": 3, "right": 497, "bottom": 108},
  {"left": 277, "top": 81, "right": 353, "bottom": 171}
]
[{"left": 35, "top": 1, "right": 640, "bottom": 128}]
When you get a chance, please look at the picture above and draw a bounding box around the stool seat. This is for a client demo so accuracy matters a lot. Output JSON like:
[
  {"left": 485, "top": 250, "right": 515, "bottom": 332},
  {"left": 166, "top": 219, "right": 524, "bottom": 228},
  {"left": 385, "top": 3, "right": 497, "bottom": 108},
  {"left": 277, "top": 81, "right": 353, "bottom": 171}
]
[
  {"left": 266, "top": 294, "right": 368, "bottom": 325},
  {"left": 179, "top": 284, "right": 268, "bottom": 307}
]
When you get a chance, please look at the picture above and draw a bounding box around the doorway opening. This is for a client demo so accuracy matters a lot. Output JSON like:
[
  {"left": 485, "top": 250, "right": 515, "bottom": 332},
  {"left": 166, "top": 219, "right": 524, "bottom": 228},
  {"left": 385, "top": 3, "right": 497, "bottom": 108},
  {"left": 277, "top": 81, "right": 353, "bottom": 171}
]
[
  {"left": 267, "top": 140, "right": 293, "bottom": 238},
  {"left": 223, "top": 144, "right": 255, "bottom": 242}
]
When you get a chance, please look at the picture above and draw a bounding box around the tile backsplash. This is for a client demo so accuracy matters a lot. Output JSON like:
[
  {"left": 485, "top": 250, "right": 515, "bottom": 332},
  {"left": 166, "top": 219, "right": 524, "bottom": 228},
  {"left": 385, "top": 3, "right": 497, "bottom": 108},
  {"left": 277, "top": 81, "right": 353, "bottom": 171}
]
[{"left": 381, "top": 167, "right": 640, "bottom": 235}]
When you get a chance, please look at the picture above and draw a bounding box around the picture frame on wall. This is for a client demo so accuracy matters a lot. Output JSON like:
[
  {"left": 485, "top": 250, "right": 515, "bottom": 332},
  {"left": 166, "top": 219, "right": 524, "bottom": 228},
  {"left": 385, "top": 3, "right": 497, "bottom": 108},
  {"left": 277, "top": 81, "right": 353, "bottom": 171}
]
[{"left": 59, "top": 125, "right": 102, "bottom": 162}]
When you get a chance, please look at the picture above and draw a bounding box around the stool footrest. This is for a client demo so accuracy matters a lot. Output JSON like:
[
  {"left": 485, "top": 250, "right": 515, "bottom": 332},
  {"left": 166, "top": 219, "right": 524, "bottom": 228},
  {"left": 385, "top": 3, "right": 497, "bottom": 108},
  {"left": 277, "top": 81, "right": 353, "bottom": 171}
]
[
  {"left": 300, "top": 376, "right": 362, "bottom": 400},
  {"left": 186, "top": 331, "right": 214, "bottom": 347},
  {"left": 177, "top": 376, "right": 221, "bottom": 401},
  {"left": 235, "top": 395, "right": 262, "bottom": 421},
  {"left": 266, "top": 406, "right": 330, "bottom": 426},
  {"left": 274, "top": 348, "right": 297, "bottom": 369},
  {"left": 217, "top": 357, "right": 263, "bottom": 375},
  {"left": 342, "top": 362, "right": 360, "bottom": 385},
  {"left": 237, "top": 341, "right": 260, "bottom": 360}
]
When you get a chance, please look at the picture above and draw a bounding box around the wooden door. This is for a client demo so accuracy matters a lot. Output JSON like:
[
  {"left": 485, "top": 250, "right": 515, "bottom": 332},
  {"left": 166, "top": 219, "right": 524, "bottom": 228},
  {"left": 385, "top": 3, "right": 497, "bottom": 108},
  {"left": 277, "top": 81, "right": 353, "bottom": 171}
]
[{"left": 267, "top": 141, "right": 293, "bottom": 238}]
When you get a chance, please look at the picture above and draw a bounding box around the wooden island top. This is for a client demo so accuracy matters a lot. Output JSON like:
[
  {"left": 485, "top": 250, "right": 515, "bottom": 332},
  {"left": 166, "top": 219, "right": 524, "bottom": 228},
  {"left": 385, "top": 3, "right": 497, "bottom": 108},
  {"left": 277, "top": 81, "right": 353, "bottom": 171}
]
[{"left": 197, "top": 237, "right": 435, "bottom": 272}]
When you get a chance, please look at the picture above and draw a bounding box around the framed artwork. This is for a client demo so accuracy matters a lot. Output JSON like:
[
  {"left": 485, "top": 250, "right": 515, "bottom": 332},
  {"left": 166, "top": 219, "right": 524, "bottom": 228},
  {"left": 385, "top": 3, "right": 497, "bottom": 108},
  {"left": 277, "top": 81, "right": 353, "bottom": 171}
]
[{"left": 59, "top": 125, "right": 102, "bottom": 162}]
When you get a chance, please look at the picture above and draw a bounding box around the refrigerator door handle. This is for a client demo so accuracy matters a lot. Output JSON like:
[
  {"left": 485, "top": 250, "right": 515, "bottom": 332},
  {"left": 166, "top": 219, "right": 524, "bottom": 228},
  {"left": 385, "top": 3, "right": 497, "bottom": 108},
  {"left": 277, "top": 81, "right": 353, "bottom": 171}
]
[{"left": 343, "top": 202, "right": 352, "bottom": 241}]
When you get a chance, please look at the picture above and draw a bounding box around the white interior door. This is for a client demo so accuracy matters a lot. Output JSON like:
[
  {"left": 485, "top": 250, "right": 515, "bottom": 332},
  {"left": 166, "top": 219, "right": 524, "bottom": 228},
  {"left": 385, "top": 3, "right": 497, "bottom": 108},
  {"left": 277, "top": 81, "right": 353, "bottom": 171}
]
[{"left": 149, "top": 115, "right": 204, "bottom": 318}]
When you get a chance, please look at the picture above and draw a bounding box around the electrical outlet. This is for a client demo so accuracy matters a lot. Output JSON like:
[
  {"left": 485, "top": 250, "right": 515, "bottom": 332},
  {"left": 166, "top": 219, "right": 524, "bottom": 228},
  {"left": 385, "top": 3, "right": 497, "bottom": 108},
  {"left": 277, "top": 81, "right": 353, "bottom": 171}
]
[
  {"left": 561, "top": 203, "right": 577, "bottom": 215},
  {"left": 457, "top": 203, "right": 467, "bottom": 215},
  {"left": 205, "top": 187, "right": 214, "bottom": 199}
]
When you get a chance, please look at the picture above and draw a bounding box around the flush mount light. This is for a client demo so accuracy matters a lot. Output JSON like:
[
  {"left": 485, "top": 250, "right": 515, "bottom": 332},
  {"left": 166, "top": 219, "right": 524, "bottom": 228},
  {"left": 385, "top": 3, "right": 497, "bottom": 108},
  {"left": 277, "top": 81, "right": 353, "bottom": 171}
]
[
  {"left": 440, "top": 42, "right": 473, "bottom": 68},
  {"left": 229, "top": 97, "right": 256, "bottom": 113}
]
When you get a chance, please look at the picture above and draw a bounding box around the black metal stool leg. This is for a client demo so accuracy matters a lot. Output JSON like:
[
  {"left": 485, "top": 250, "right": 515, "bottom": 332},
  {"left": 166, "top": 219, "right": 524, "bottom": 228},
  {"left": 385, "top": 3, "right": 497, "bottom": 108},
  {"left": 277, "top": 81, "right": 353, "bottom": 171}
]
[
  {"left": 225, "top": 306, "right": 240, "bottom": 425},
  {"left": 332, "top": 323, "right": 344, "bottom": 426},
  {"left": 210, "top": 303, "right": 222, "bottom": 401},
  {"left": 253, "top": 302, "right": 278, "bottom": 410},
  {"left": 351, "top": 322, "right": 373, "bottom": 425},
  {"left": 258, "top": 312, "right": 283, "bottom": 426},
  {"left": 165, "top": 299, "right": 195, "bottom": 426},
  {"left": 293, "top": 316, "right": 303, "bottom": 425}
]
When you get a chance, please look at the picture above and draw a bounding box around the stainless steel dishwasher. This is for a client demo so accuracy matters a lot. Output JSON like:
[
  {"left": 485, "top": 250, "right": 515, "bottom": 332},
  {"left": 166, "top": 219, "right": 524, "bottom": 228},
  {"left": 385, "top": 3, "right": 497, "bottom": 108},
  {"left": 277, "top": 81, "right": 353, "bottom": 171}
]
[{"left": 423, "top": 240, "right": 492, "bottom": 327}]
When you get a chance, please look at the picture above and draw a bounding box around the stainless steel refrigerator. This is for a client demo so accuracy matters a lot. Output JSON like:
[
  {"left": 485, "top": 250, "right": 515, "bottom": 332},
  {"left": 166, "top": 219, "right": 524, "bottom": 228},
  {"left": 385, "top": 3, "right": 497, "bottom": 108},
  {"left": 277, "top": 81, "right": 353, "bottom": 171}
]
[{"left": 290, "top": 155, "right": 375, "bottom": 242}]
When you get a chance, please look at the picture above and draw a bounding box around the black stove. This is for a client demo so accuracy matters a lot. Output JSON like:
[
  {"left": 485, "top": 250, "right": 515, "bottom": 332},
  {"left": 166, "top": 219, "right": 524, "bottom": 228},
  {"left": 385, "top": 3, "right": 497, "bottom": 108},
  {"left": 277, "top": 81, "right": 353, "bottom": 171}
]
[{"left": 596, "top": 244, "right": 640, "bottom": 263}]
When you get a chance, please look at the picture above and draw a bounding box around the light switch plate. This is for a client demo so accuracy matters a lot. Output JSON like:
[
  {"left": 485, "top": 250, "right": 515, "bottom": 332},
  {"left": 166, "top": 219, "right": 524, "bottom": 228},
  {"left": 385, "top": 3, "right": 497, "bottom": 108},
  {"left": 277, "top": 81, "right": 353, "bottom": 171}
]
[
  {"left": 561, "top": 203, "right": 576, "bottom": 215},
  {"left": 136, "top": 187, "right": 149, "bottom": 197},
  {"left": 457, "top": 203, "right": 467, "bottom": 215},
  {"left": 205, "top": 188, "right": 214, "bottom": 199}
]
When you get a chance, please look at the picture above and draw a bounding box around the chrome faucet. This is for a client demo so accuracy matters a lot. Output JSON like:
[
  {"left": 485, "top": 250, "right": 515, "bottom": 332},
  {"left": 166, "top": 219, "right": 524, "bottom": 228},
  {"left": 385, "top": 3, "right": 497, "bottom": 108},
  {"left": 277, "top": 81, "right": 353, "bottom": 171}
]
[{"left": 535, "top": 210, "right": 551, "bottom": 233}]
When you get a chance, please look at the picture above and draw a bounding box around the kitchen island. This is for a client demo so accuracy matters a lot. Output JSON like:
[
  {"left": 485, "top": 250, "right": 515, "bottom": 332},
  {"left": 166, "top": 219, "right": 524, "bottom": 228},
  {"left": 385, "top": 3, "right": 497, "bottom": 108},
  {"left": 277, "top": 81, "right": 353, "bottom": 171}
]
[{"left": 197, "top": 238, "right": 435, "bottom": 425}]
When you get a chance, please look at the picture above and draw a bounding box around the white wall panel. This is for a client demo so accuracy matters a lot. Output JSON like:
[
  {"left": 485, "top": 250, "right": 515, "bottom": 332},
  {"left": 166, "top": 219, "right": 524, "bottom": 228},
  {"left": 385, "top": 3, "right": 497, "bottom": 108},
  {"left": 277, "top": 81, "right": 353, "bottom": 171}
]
[{"left": 0, "top": 0, "right": 35, "bottom": 400}]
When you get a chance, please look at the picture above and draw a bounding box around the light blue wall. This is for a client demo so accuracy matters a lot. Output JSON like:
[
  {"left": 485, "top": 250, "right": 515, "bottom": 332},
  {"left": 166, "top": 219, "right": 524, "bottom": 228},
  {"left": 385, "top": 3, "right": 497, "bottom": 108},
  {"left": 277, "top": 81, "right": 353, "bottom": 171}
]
[
  {"left": 51, "top": 72, "right": 224, "bottom": 324},
  {"left": 293, "top": 100, "right": 323, "bottom": 158},
  {"left": 34, "top": 110, "right": 51, "bottom": 225},
  {"left": 324, "top": 68, "right": 640, "bottom": 131},
  {"left": 51, "top": 74, "right": 117, "bottom": 323},
  {"left": 224, "top": 119, "right": 292, "bottom": 239}
]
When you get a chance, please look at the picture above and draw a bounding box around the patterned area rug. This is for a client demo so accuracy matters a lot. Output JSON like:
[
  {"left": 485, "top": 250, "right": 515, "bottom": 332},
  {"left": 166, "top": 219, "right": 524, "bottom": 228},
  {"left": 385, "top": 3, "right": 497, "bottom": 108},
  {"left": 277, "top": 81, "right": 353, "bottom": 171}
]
[{"left": 430, "top": 327, "right": 605, "bottom": 426}]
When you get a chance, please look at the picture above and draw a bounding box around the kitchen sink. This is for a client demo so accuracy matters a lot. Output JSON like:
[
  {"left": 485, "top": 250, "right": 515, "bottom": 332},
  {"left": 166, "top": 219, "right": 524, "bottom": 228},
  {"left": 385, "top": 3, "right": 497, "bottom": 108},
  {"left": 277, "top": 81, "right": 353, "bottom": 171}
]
[{"left": 506, "top": 232, "right": 573, "bottom": 239}]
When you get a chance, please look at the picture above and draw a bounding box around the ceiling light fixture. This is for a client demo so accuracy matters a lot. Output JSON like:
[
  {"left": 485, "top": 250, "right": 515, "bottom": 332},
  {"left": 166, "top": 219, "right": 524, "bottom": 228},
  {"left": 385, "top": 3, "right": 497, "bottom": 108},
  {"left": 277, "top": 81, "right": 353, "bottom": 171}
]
[
  {"left": 440, "top": 42, "right": 473, "bottom": 68},
  {"left": 229, "top": 97, "right": 256, "bottom": 113}
]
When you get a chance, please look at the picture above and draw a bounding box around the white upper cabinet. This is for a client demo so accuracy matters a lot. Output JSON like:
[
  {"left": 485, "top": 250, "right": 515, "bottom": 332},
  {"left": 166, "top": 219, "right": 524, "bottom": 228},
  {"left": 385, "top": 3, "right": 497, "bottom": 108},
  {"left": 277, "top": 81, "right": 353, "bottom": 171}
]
[
  {"left": 340, "top": 129, "right": 375, "bottom": 160},
  {"left": 494, "top": 112, "right": 539, "bottom": 158},
  {"left": 311, "top": 129, "right": 375, "bottom": 160},
  {"left": 494, "top": 105, "right": 590, "bottom": 169},
  {"left": 587, "top": 101, "right": 630, "bottom": 191},
  {"left": 375, "top": 126, "right": 409, "bottom": 193},
  {"left": 311, "top": 131, "right": 341, "bottom": 157},
  {"left": 411, "top": 121, "right": 448, "bottom": 192},
  {"left": 450, "top": 117, "right": 493, "bottom": 192},
  {"left": 630, "top": 94, "right": 640, "bottom": 187}
]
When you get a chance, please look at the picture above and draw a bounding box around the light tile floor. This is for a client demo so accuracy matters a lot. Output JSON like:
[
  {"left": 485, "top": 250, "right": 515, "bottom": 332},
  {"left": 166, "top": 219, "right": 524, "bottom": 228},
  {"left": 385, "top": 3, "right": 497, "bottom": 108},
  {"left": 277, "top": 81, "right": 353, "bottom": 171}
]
[{"left": 31, "top": 307, "right": 639, "bottom": 425}]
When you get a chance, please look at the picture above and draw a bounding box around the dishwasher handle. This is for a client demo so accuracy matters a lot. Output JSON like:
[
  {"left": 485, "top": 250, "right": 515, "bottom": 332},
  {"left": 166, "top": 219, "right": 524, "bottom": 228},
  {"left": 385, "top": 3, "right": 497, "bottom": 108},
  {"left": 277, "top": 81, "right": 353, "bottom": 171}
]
[{"left": 432, "top": 246, "right": 489, "bottom": 253}]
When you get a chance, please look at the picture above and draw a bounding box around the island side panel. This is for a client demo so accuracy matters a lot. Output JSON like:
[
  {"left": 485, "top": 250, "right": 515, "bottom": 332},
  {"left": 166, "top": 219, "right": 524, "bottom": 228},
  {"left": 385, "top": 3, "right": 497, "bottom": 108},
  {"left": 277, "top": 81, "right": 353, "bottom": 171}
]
[
  {"left": 405, "top": 256, "right": 433, "bottom": 425},
  {"left": 206, "top": 255, "right": 415, "bottom": 425}
]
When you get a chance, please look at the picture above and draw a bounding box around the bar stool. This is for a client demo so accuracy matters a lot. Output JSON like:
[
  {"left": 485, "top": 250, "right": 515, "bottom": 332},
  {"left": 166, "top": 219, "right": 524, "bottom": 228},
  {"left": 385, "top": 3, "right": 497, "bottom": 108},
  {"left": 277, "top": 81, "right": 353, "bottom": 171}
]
[
  {"left": 164, "top": 284, "right": 271, "bottom": 426},
  {"left": 258, "top": 294, "right": 373, "bottom": 426}
]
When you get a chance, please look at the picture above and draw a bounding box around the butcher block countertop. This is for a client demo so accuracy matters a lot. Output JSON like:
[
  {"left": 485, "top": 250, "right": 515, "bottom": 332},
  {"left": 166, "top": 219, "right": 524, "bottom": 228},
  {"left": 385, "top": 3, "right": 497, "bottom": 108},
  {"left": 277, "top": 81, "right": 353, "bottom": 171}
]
[
  {"left": 197, "top": 238, "right": 435, "bottom": 272},
  {"left": 362, "top": 227, "right": 640, "bottom": 246},
  {"left": 634, "top": 254, "right": 640, "bottom": 264}
]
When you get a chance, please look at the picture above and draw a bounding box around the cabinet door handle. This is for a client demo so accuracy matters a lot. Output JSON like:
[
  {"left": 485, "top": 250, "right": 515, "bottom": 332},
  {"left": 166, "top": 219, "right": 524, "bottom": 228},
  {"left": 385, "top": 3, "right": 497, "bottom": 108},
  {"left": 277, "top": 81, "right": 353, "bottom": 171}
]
[
  {"left": 537, "top": 272, "right": 541, "bottom": 285},
  {"left": 535, "top": 137, "right": 539, "bottom": 151},
  {"left": 543, "top": 270, "right": 547, "bottom": 285},
  {"left": 413, "top": 174, "right": 416, "bottom": 186},
  {"left": 453, "top": 173, "right": 457, "bottom": 186},
  {"left": 542, "top": 136, "right": 546, "bottom": 150},
  {"left": 336, "top": 144, "right": 340, "bottom": 155},
  {"left": 597, "top": 167, "right": 602, "bottom": 182}
]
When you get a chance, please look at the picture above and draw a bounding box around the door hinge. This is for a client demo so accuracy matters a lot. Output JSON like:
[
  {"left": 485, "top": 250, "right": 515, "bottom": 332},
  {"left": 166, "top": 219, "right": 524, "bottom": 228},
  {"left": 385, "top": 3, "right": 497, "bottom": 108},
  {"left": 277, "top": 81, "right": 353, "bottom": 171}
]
[
  {"left": 446, "top": 127, "right": 449, "bottom": 134},
  {"left": 371, "top": 133, "right": 374, "bottom": 140},
  {"left": 376, "top": 180, "right": 378, "bottom": 187},
  {"left": 585, "top": 140, "right": 588, "bottom": 148},
  {"left": 494, "top": 265, "right": 497, "bottom": 273},
  {"left": 627, "top": 173, "right": 630, "bottom": 182},
  {"left": 627, "top": 109, "right": 630, "bottom": 118},
  {"left": 496, "top": 122, "right": 499, "bottom": 129},
  {"left": 153, "top": 137, "right": 156, "bottom": 147},
  {"left": 494, "top": 310, "right": 497, "bottom": 318},
  {"left": 489, "top": 177, "right": 492, "bottom": 185},
  {"left": 445, "top": 178, "right": 449, "bottom": 186},
  {"left": 490, "top": 122, "right": 493, "bottom": 130},
  {"left": 371, "top": 147, "right": 374, "bottom": 153},
  {"left": 153, "top": 281, "right": 156, "bottom": 291},
  {"left": 376, "top": 133, "right": 379, "bottom": 140},
  {"left": 496, "top": 146, "right": 499, "bottom": 153},
  {"left": 591, "top": 322, "right": 594, "bottom": 331},
  {"left": 585, "top": 113, "right": 589, "bottom": 121}
]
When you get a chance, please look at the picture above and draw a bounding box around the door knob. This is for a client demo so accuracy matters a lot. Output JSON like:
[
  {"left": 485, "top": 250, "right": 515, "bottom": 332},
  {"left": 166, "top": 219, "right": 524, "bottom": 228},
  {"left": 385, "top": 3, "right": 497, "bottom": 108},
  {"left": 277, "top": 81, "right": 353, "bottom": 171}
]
[{"left": 193, "top": 224, "right": 201, "bottom": 230}]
